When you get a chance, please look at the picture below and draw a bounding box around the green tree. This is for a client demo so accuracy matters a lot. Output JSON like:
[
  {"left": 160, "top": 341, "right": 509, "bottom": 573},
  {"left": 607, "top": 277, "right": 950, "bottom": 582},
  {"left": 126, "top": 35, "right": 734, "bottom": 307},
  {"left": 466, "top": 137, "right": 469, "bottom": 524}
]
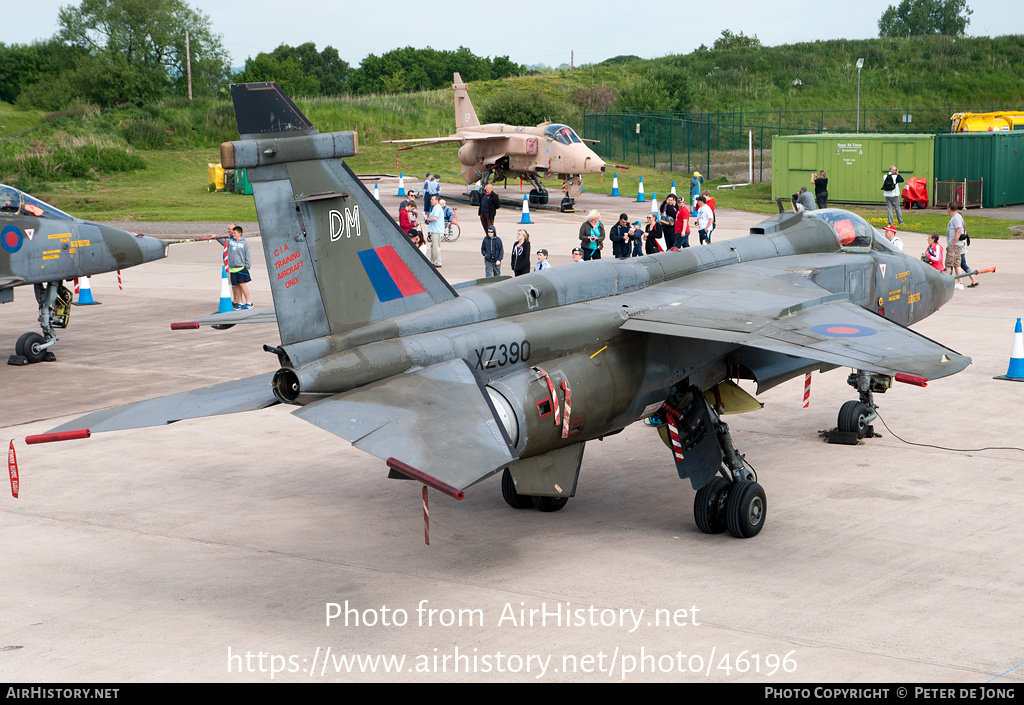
[
  {"left": 349, "top": 46, "right": 524, "bottom": 94},
  {"left": 878, "top": 0, "right": 972, "bottom": 37},
  {"left": 0, "top": 39, "right": 88, "bottom": 105},
  {"left": 268, "top": 43, "right": 350, "bottom": 95},
  {"left": 712, "top": 30, "right": 762, "bottom": 51},
  {"left": 235, "top": 54, "right": 320, "bottom": 96},
  {"left": 58, "top": 0, "right": 230, "bottom": 102}
]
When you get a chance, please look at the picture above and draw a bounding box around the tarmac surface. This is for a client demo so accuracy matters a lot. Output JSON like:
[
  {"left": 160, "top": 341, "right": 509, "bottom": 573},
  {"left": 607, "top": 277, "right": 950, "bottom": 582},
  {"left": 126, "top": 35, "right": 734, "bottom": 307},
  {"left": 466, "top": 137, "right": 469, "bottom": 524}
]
[{"left": 1, "top": 178, "right": 1023, "bottom": 683}]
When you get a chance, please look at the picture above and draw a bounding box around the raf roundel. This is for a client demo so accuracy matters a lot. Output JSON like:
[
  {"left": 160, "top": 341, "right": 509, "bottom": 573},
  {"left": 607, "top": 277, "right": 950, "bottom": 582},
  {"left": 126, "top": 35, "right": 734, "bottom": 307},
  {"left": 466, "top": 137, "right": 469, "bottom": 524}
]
[
  {"left": 2, "top": 225, "right": 24, "bottom": 254},
  {"left": 810, "top": 324, "right": 877, "bottom": 338}
]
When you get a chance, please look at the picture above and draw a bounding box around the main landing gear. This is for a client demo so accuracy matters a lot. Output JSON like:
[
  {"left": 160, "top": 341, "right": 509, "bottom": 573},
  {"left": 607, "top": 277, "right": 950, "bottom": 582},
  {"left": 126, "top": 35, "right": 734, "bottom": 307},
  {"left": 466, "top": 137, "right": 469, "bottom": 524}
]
[
  {"left": 500, "top": 468, "right": 568, "bottom": 512},
  {"left": 689, "top": 413, "right": 766, "bottom": 539},
  {"left": 655, "top": 385, "right": 766, "bottom": 538},
  {"left": 8, "top": 282, "right": 70, "bottom": 366}
]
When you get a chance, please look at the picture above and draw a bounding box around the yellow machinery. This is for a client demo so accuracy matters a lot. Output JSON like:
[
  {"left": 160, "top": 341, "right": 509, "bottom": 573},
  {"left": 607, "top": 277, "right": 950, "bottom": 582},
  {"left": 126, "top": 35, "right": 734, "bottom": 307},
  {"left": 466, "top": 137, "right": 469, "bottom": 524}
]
[{"left": 950, "top": 112, "right": 1024, "bottom": 132}]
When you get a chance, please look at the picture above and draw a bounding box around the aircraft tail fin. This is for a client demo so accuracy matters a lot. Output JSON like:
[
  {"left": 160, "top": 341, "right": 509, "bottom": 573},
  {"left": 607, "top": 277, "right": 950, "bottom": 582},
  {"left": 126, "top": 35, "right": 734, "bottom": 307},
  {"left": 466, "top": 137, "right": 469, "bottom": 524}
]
[
  {"left": 222, "top": 83, "right": 457, "bottom": 350},
  {"left": 452, "top": 73, "right": 479, "bottom": 129}
]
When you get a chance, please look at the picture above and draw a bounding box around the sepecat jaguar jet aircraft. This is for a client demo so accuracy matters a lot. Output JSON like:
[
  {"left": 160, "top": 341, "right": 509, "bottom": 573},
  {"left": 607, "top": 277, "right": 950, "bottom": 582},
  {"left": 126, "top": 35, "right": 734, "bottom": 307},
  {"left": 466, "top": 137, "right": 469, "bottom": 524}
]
[
  {"left": 1, "top": 185, "right": 168, "bottom": 365},
  {"left": 45, "top": 83, "right": 970, "bottom": 538}
]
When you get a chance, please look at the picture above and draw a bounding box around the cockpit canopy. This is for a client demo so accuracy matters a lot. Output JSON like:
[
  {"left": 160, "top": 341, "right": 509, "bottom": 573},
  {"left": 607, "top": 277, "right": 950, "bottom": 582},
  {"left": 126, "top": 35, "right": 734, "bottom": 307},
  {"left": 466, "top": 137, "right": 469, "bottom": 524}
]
[
  {"left": 0, "top": 184, "right": 74, "bottom": 220},
  {"left": 543, "top": 124, "right": 582, "bottom": 145},
  {"left": 808, "top": 209, "right": 899, "bottom": 253}
]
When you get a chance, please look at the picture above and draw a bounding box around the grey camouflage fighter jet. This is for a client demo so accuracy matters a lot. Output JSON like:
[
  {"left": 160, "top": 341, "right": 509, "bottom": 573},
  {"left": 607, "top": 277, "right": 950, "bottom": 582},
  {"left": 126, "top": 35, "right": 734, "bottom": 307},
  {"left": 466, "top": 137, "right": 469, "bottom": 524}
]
[
  {"left": 0, "top": 185, "right": 168, "bottom": 364},
  {"left": 48, "top": 83, "right": 970, "bottom": 538}
]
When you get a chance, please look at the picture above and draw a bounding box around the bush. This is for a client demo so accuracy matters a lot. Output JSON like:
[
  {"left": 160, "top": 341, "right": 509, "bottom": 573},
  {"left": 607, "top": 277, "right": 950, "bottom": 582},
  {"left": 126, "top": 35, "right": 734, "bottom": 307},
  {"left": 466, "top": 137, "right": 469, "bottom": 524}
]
[
  {"left": 121, "top": 116, "right": 166, "bottom": 149},
  {"left": 480, "top": 90, "right": 568, "bottom": 126}
]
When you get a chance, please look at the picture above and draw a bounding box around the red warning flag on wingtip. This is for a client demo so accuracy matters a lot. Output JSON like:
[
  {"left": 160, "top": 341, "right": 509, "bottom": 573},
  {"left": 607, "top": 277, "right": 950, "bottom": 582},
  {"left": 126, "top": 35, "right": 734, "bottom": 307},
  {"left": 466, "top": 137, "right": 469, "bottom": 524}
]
[{"left": 8, "top": 440, "right": 19, "bottom": 499}]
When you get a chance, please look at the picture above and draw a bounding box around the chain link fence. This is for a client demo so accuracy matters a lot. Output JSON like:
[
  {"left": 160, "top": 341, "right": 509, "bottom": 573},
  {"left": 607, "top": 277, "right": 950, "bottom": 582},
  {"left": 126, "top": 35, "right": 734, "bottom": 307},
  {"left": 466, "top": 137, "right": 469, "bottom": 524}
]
[{"left": 583, "top": 107, "right": 1024, "bottom": 183}]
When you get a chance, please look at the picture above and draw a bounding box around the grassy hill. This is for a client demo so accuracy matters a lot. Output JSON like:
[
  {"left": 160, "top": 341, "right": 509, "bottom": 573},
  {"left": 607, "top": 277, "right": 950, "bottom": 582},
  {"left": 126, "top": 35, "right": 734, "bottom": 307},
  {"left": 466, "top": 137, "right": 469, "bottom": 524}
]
[{"left": 1, "top": 34, "right": 1023, "bottom": 232}]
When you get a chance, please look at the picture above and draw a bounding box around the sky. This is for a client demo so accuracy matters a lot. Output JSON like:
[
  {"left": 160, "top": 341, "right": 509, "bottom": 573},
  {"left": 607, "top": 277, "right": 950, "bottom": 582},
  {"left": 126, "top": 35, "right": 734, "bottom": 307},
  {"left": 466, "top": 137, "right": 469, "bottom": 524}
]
[{"left": 2, "top": 0, "right": 1023, "bottom": 69}]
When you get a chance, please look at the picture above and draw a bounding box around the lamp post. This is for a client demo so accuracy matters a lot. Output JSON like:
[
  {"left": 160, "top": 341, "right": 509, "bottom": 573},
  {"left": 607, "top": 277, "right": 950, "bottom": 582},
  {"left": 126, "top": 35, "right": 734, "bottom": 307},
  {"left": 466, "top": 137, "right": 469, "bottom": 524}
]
[{"left": 856, "top": 58, "right": 864, "bottom": 133}]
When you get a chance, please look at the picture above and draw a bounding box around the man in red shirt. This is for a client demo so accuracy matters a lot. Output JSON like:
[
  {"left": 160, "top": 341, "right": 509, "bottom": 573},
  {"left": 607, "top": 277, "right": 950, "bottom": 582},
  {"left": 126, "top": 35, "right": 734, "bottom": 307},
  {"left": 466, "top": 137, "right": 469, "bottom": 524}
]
[{"left": 674, "top": 202, "right": 691, "bottom": 248}]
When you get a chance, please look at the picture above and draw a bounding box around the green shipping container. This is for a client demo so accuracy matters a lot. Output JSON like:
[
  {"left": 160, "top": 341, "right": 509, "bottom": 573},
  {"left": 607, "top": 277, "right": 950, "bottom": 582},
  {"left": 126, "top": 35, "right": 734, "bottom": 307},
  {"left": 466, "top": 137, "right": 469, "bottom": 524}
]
[
  {"left": 773, "top": 133, "right": 935, "bottom": 206},
  {"left": 235, "top": 168, "right": 254, "bottom": 196},
  {"left": 934, "top": 132, "right": 1024, "bottom": 208}
]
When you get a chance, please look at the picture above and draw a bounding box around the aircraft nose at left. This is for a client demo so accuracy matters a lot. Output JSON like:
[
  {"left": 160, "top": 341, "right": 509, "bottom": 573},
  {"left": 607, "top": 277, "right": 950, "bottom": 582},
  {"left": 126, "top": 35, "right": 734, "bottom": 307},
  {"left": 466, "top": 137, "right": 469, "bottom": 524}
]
[{"left": 97, "top": 225, "right": 169, "bottom": 266}]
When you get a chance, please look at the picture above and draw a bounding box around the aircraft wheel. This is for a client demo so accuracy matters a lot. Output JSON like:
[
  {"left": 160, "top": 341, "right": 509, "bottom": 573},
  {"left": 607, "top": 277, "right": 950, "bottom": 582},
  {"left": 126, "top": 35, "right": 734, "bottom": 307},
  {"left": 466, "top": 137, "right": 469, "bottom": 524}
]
[
  {"left": 529, "top": 189, "right": 548, "bottom": 206},
  {"left": 532, "top": 495, "right": 568, "bottom": 512},
  {"left": 15, "top": 332, "right": 46, "bottom": 363},
  {"left": 501, "top": 468, "right": 533, "bottom": 509},
  {"left": 838, "top": 400, "right": 872, "bottom": 438},
  {"left": 469, "top": 191, "right": 481, "bottom": 206},
  {"left": 693, "top": 476, "right": 729, "bottom": 534},
  {"left": 726, "top": 480, "right": 766, "bottom": 538}
]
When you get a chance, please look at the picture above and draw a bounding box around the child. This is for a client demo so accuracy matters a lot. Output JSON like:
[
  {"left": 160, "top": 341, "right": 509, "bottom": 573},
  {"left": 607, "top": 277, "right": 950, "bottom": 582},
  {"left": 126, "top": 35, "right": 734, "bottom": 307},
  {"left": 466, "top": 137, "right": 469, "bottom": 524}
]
[
  {"left": 922, "top": 234, "right": 943, "bottom": 271},
  {"left": 534, "top": 249, "right": 551, "bottom": 270}
]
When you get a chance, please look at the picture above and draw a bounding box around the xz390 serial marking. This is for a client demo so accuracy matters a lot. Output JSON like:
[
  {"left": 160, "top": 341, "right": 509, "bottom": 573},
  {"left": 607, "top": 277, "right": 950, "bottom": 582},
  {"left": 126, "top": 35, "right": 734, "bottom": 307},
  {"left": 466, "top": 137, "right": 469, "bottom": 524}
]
[{"left": 475, "top": 340, "right": 531, "bottom": 369}]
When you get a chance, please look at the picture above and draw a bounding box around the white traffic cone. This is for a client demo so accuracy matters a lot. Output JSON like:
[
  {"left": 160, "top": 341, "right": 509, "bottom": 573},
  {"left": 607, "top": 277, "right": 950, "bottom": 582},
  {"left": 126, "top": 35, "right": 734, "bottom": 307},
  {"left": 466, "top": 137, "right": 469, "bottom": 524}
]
[
  {"left": 397, "top": 173, "right": 406, "bottom": 196},
  {"left": 995, "top": 317, "right": 1024, "bottom": 382},
  {"left": 650, "top": 193, "right": 659, "bottom": 216},
  {"left": 373, "top": 182, "right": 381, "bottom": 202},
  {"left": 670, "top": 180, "right": 677, "bottom": 196},
  {"left": 74, "top": 275, "right": 100, "bottom": 305},
  {"left": 636, "top": 176, "right": 645, "bottom": 202},
  {"left": 519, "top": 194, "right": 533, "bottom": 224},
  {"left": 611, "top": 173, "right": 620, "bottom": 197}
]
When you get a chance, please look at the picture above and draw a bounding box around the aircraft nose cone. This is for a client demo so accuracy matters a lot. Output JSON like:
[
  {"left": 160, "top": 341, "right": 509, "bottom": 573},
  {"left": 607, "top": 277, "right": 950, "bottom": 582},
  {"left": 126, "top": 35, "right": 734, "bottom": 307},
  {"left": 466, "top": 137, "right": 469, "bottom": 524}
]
[
  {"left": 137, "top": 235, "right": 169, "bottom": 263},
  {"left": 920, "top": 258, "right": 954, "bottom": 309},
  {"left": 97, "top": 225, "right": 168, "bottom": 267}
]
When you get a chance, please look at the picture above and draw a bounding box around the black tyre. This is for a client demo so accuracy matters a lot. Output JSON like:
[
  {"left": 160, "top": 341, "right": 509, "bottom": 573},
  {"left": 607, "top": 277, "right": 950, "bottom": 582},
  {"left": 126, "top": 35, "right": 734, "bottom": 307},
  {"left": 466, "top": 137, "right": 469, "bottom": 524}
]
[
  {"left": 693, "top": 476, "right": 730, "bottom": 534},
  {"left": 528, "top": 189, "right": 548, "bottom": 206},
  {"left": 501, "top": 468, "right": 533, "bottom": 509},
  {"left": 838, "top": 400, "right": 872, "bottom": 438},
  {"left": 532, "top": 495, "right": 568, "bottom": 512},
  {"left": 469, "top": 191, "right": 481, "bottom": 205},
  {"left": 15, "top": 332, "right": 46, "bottom": 363},
  {"left": 726, "top": 480, "right": 766, "bottom": 538}
]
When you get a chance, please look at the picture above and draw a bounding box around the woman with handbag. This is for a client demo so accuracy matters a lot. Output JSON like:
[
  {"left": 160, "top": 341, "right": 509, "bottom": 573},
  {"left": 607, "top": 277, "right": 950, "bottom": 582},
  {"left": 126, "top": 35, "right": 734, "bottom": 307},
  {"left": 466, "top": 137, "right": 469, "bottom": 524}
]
[{"left": 578, "top": 210, "right": 605, "bottom": 260}]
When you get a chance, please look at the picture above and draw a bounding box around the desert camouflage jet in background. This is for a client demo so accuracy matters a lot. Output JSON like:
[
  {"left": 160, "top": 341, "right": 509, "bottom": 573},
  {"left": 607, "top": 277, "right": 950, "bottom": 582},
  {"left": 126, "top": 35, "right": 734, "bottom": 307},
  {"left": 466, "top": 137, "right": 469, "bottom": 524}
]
[
  {"left": 384, "top": 73, "right": 606, "bottom": 205},
  {"left": 0, "top": 185, "right": 168, "bottom": 365},
  {"left": 48, "top": 83, "right": 970, "bottom": 539}
]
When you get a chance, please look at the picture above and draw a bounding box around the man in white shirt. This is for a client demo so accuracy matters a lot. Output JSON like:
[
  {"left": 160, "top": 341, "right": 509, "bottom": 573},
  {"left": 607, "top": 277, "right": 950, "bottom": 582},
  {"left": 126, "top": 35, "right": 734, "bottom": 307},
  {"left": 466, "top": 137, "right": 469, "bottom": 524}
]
[
  {"left": 882, "top": 165, "right": 905, "bottom": 226},
  {"left": 695, "top": 196, "right": 714, "bottom": 245},
  {"left": 425, "top": 194, "right": 444, "bottom": 267}
]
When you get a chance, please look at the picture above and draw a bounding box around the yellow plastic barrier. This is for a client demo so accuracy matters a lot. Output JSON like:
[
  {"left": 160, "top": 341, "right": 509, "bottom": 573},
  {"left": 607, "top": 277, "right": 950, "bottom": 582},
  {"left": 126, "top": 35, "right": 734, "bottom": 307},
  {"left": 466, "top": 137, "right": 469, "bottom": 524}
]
[{"left": 207, "top": 163, "right": 225, "bottom": 191}]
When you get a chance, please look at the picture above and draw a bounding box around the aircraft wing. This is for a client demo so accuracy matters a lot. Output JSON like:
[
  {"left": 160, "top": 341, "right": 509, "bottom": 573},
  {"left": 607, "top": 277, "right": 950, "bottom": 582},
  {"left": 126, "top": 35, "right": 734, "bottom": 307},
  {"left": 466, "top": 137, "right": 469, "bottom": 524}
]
[
  {"left": 383, "top": 133, "right": 507, "bottom": 148},
  {"left": 48, "top": 374, "right": 279, "bottom": 433},
  {"left": 292, "top": 358, "right": 518, "bottom": 490},
  {"left": 383, "top": 136, "right": 464, "bottom": 147},
  {"left": 620, "top": 272, "right": 969, "bottom": 380}
]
